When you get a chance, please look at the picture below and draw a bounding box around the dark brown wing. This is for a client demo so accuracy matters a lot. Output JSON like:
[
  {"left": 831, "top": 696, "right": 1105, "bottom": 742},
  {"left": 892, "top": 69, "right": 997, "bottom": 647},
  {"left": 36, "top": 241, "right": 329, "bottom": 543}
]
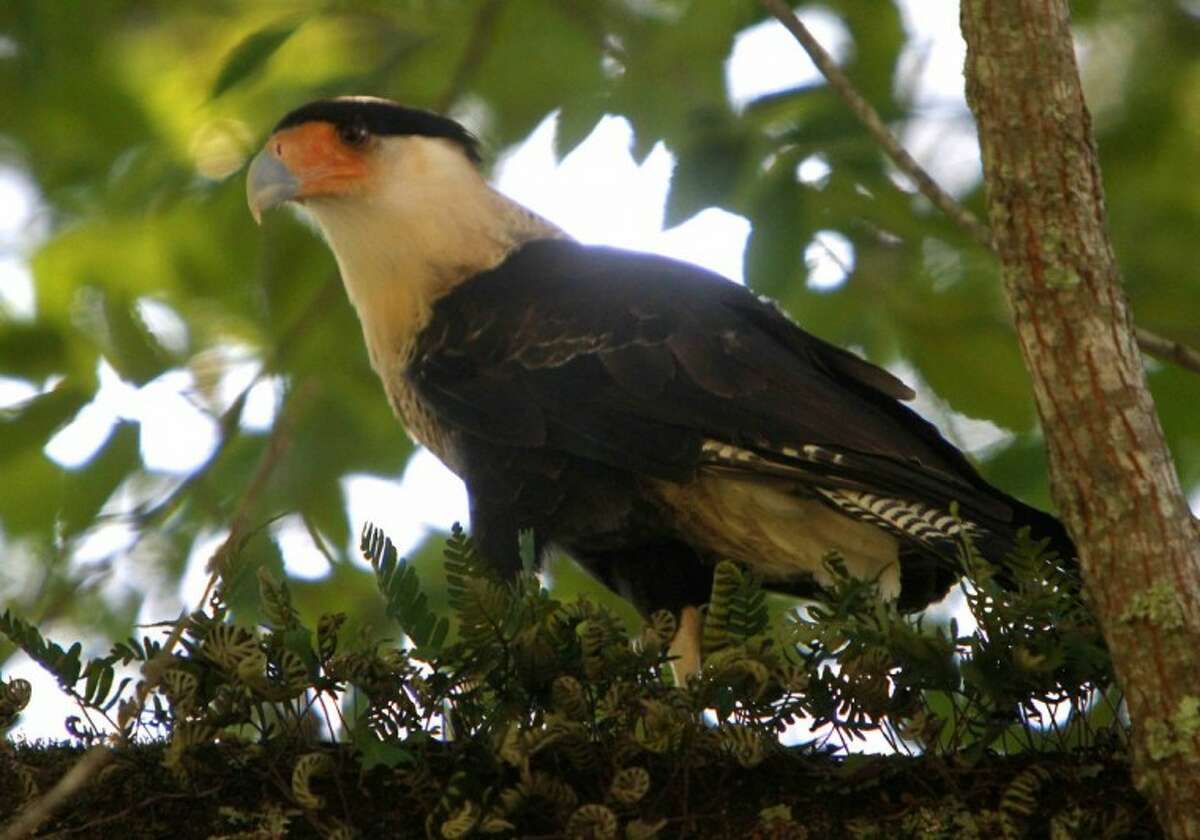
[{"left": 409, "top": 239, "right": 1072, "bottom": 565}]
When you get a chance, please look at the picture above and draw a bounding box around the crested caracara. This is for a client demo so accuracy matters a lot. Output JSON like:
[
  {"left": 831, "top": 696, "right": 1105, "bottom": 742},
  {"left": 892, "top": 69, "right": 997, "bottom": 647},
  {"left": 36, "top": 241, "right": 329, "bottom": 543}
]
[{"left": 247, "top": 96, "right": 1074, "bottom": 680}]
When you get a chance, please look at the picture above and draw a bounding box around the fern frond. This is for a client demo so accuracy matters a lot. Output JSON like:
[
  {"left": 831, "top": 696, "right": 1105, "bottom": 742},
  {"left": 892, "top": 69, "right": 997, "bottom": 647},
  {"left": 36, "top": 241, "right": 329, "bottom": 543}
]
[
  {"left": 999, "top": 765, "right": 1051, "bottom": 839},
  {"left": 567, "top": 804, "right": 617, "bottom": 839},
  {"left": 442, "top": 524, "right": 514, "bottom": 654},
  {"left": 0, "top": 677, "right": 31, "bottom": 730},
  {"left": 608, "top": 766, "right": 651, "bottom": 805},
  {"left": 0, "top": 610, "right": 131, "bottom": 709},
  {"left": 0, "top": 610, "right": 84, "bottom": 689},
  {"left": 291, "top": 752, "right": 334, "bottom": 809},
  {"left": 703, "top": 561, "right": 767, "bottom": 655},
  {"left": 361, "top": 522, "right": 450, "bottom": 652},
  {"left": 257, "top": 567, "right": 299, "bottom": 630},
  {"left": 443, "top": 523, "right": 499, "bottom": 609}
]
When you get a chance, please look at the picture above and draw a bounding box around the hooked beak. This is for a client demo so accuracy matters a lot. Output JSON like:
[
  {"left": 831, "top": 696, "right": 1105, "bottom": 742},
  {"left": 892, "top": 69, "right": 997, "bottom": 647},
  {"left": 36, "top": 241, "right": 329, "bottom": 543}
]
[{"left": 246, "top": 148, "right": 301, "bottom": 224}]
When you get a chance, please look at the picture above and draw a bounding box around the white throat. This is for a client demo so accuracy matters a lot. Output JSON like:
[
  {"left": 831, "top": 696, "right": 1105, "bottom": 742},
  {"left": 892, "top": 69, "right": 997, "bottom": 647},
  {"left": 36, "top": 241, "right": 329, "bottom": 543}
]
[{"left": 303, "top": 136, "right": 562, "bottom": 378}]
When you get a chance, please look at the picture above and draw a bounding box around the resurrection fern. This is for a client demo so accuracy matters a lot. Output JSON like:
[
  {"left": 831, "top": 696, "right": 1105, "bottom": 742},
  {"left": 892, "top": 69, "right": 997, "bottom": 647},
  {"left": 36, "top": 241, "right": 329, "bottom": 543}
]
[
  {"left": 998, "top": 764, "right": 1053, "bottom": 838},
  {"left": 442, "top": 523, "right": 521, "bottom": 659},
  {"left": 442, "top": 522, "right": 503, "bottom": 614},
  {"left": 0, "top": 676, "right": 31, "bottom": 732},
  {"left": 789, "top": 534, "right": 1116, "bottom": 754},
  {"left": 0, "top": 611, "right": 86, "bottom": 689},
  {"left": 361, "top": 522, "right": 449, "bottom": 652},
  {"left": 954, "top": 529, "right": 1113, "bottom": 752},
  {"left": 257, "top": 567, "right": 301, "bottom": 631},
  {"left": 703, "top": 560, "right": 769, "bottom": 655},
  {"left": 291, "top": 752, "right": 334, "bottom": 810},
  {"left": 0, "top": 610, "right": 143, "bottom": 738},
  {"left": 0, "top": 522, "right": 1134, "bottom": 837}
]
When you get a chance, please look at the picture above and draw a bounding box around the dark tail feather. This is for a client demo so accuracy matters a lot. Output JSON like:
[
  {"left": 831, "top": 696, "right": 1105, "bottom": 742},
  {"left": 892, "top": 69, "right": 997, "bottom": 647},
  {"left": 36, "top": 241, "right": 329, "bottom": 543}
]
[
  {"left": 1013, "top": 502, "right": 1077, "bottom": 564},
  {"left": 957, "top": 491, "right": 1080, "bottom": 596}
]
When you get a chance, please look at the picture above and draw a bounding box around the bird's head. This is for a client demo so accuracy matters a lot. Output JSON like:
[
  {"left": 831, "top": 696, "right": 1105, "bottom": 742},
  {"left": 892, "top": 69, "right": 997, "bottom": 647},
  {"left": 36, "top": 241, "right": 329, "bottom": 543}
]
[
  {"left": 246, "top": 97, "right": 557, "bottom": 374},
  {"left": 246, "top": 96, "right": 482, "bottom": 224}
]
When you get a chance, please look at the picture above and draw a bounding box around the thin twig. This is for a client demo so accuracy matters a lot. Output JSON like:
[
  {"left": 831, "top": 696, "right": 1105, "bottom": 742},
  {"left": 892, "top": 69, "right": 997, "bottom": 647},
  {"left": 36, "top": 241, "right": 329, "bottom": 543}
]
[
  {"left": 760, "top": 0, "right": 991, "bottom": 248},
  {"left": 759, "top": 0, "right": 1200, "bottom": 377},
  {"left": 208, "top": 379, "right": 313, "bottom": 577},
  {"left": 1134, "top": 326, "right": 1200, "bottom": 375}
]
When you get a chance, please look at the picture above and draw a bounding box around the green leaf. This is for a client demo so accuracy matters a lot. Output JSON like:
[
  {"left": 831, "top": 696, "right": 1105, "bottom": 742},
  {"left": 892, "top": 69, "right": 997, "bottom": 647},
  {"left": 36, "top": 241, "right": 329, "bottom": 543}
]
[
  {"left": 0, "top": 323, "right": 71, "bottom": 380},
  {"left": 605, "top": 2, "right": 756, "bottom": 160},
  {"left": 92, "top": 664, "right": 115, "bottom": 707},
  {"left": 362, "top": 523, "right": 450, "bottom": 652},
  {"left": 555, "top": 96, "right": 607, "bottom": 161},
  {"left": 824, "top": 1, "right": 905, "bottom": 105},
  {"left": 60, "top": 642, "right": 83, "bottom": 687},
  {"left": 352, "top": 721, "right": 415, "bottom": 770},
  {"left": 95, "top": 289, "right": 171, "bottom": 384},
  {"left": 59, "top": 420, "right": 141, "bottom": 536},
  {"left": 0, "top": 448, "right": 64, "bottom": 537},
  {"left": 211, "top": 21, "right": 300, "bottom": 99},
  {"left": 664, "top": 113, "right": 754, "bottom": 227},
  {"left": 223, "top": 533, "right": 287, "bottom": 622},
  {"left": 743, "top": 157, "right": 811, "bottom": 299},
  {"left": 904, "top": 320, "right": 1036, "bottom": 431},
  {"left": 0, "top": 384, "right": 92, "bottom": 469},
  {"left": 470, "top": 0, "right": 608, "bottom": 147}
]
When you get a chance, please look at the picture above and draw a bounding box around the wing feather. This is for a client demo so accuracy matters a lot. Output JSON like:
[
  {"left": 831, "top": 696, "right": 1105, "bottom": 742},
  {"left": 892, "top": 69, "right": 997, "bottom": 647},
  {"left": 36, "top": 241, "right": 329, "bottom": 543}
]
[{"left": 410, "top": 240, "right": 1022, "bottom": 540}]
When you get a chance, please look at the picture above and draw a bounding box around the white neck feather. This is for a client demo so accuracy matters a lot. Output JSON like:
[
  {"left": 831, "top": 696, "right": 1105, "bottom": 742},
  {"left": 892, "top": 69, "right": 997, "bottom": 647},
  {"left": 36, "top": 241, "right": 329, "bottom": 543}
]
[{"left": 303, "top": 136, "right": 562, "bottom": 378}]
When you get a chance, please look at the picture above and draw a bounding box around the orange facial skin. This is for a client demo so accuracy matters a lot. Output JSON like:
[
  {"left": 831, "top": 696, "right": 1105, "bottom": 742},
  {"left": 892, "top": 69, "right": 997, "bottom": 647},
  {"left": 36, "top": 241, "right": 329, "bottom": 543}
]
[{"left": 269, "top": 122, "right": 371, "bottom": 200}]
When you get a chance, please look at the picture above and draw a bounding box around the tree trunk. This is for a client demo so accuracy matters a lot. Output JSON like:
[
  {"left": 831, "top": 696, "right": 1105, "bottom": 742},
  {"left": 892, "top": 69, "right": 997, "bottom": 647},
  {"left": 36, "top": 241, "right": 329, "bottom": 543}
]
[{"left": 959, "top": 1, "right": 1200, "bottom": 836}]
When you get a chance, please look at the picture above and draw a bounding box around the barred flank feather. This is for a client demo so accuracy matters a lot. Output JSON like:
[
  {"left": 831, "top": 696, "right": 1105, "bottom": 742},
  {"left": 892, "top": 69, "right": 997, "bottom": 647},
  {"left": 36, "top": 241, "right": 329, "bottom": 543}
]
[{"left": 817, "top": 488, "right": 977, "bottom": 552}]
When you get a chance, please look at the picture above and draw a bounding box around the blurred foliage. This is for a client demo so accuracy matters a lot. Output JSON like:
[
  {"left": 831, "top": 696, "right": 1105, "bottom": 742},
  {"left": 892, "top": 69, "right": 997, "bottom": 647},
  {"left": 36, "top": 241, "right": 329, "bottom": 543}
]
[
  {"left": 0, "top": 528, "right": 1142, "bottom": 836},
  {"left": 0, "top": 0, "right": 1197, "bottom": 667}
]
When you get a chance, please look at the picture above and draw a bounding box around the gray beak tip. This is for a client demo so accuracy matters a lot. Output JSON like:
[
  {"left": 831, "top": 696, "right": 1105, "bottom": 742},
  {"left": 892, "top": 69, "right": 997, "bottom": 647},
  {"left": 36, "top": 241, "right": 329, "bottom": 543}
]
[{"left": 246, "top": 148, "right": 300, "bottom": 224}]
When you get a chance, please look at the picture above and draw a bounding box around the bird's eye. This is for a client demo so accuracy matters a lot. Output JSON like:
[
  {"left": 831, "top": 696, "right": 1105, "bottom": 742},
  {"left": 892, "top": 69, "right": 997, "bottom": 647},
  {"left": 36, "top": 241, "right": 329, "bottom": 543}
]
[{"left": 337, "top": 122, "right": 369, "bottom": 148}]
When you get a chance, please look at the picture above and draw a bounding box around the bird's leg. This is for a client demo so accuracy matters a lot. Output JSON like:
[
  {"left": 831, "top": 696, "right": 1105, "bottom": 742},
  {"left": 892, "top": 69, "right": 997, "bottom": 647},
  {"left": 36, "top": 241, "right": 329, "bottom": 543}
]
[
  {"left": 468, "top": 496, "right": 523, "bottom": 578},
  {"left": 669, "top": 605, "right": 703, "bottom": 686}
]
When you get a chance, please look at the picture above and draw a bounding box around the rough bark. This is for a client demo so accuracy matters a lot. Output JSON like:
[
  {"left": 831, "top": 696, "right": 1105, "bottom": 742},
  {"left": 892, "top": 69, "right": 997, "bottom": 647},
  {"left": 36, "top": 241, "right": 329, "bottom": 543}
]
[{"left": 959, "top": 1, "right": 1200, "bottom": 836}]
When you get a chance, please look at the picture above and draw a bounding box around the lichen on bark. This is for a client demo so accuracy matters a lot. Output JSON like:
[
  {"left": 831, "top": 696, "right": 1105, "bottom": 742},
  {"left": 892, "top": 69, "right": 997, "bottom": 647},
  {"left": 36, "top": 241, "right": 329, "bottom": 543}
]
[
  {"left": 959, "top": 0, "right": 1200, "bottom": 835},
  {"left": 1122, "top": 581, "right": 1187, "bottom": 632}
]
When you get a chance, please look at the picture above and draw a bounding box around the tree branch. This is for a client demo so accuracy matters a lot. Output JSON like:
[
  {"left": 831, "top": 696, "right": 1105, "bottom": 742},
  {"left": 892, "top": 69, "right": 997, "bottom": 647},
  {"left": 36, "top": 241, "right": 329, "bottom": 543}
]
[
  {"left": 960, "top": 1, "right": 1200, "bottom": 835},
  {"left": 1, "top": 747, "right": 113, "bottom": 840},
  {"left": 1135, "top": 326, "right": 1200, "bottom": 376},
  {"left": 760, "top": 0, "right": 1200, "bottom": 832},
  {"left": 758, "top": 0, "right": 1200, "bottom": 379},
  {"left": 759, "top": 0, "right": 991, "bottom": 249}
]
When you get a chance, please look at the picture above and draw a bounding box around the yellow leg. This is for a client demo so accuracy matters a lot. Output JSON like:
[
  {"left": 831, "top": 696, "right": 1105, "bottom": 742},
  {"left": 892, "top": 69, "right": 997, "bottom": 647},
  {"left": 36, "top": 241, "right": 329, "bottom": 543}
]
[{"left": 668, "top": 605, "right": 702, "bottom": 686}]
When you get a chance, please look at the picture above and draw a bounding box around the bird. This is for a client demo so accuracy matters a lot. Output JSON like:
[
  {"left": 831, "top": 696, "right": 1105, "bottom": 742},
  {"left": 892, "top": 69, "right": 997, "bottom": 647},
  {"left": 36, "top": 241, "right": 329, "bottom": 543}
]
[{"left": 246, "top": 96, "right": 1075, "bottom": 681}]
